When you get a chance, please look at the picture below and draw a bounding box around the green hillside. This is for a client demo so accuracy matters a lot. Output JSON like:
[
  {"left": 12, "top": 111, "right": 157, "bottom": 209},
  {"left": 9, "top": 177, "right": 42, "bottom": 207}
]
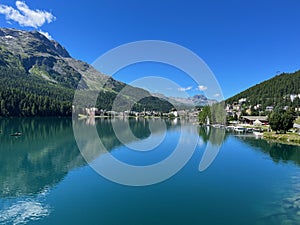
[
  {"left": 0, "top": 28, "right": 172, "bottom": 116},
  {"left": 226, "top": 70, "right": 300, "bottom": 112}
]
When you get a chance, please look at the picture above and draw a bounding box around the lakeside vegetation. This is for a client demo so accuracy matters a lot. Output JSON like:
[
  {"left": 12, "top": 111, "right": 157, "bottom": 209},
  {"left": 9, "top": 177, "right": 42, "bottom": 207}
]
[
  {"left": 263, "top": 132, "right": 300, "bottom": 145},
  {"left": 198, "top": 100, "right": 300, "bottom": 146},
  {"left": 198, "top": 104, "right": 226, "bottom": 125}
]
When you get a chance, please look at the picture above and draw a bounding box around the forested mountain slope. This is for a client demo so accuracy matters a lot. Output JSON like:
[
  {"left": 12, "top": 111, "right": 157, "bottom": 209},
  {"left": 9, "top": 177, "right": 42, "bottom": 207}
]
[
  {"left": 226, "top": 70, "right": 300, "bottom": 109},
  {"left": 0, "top": 28, "right": 172, "bottom": 116}
]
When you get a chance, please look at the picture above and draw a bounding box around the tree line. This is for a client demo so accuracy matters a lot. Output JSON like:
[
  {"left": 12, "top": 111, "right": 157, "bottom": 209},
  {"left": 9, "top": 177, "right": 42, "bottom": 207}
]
[
  {"left": 0, "top": 66, "right": 173, "bottom": 117},
  {"left": 0, "top": 66, "right": 74, "bottom": 117},
  {"left": 226, "top": 70, "right": 300, "bottom": 112}
]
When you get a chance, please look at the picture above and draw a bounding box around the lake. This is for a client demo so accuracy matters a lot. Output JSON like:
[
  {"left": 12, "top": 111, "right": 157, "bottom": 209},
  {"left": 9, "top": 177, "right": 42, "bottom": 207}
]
[{"left": 1, "top": 118, "right": 300, "bottom": 225}]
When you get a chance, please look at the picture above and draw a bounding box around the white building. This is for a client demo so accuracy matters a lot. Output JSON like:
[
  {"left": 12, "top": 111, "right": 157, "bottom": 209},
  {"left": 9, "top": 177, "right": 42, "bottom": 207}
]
[
  {"left": 238, "top": 98, "right": 247, "bottom": 104},
  {"left": 290, "top": 94, "right": 300, "bottom": 102}
]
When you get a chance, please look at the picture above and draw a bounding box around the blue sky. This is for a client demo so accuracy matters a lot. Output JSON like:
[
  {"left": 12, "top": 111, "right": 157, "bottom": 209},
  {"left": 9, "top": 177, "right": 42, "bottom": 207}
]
[{"left": 0, "top": 0, "right": 300, "bottom": 99}]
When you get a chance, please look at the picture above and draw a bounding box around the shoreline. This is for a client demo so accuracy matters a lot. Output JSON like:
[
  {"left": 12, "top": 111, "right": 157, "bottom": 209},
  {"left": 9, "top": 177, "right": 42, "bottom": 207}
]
[
  {"left": 208, "top": 124, "right": 300, "bottom": 147},
  {"left": 263, "top": 132, "right": 300, "bottom": 146}
]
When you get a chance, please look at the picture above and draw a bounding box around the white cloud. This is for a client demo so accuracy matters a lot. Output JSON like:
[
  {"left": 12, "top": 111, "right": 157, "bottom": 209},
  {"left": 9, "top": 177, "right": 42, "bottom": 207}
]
[
  {"left": 0, "top": 1, "right": 55, "bottom": 28},
  {"left": 198, "top": 85, "right": 208, "bottom": 91},
  {"left": 214, "top": 93, "right": 220, "bottom": 97},
  {"left": 38, "top": 30, "right": 52, "bottom": 40},
  {"left": 178, "top": 86, "right": 192, "bottom": 92}
]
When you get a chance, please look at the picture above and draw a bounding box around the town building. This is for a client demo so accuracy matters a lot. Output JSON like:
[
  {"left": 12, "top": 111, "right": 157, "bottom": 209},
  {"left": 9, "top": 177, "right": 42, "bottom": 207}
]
[{"left": 241, "top": 116, "right": 269, "bottom": 125}]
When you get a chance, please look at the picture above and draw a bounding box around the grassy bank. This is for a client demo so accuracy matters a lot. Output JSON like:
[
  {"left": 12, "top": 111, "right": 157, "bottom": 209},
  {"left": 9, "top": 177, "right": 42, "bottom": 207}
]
[{"left": 263, "top": 131, "right": 300, "bottom": 146}]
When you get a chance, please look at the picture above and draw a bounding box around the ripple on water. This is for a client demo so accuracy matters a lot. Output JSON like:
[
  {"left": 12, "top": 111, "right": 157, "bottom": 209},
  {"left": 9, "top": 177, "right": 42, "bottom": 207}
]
[
  {"left": 0, "top": 190, "right": 51, "bottom": 225},
  {"left": 257, "top": 171, "right": 300, "bottom": 225}
]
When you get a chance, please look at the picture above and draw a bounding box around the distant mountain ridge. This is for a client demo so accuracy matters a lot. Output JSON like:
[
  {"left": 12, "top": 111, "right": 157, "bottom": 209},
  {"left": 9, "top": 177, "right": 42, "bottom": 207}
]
[
  {"left": 190, "top": 94, "right": 218, "bottom": 106},
  {"left": 0, "top": 28, "right": 172, "bottom": 116},
  {"left": 152, "top": 93, "right": 217, "bottom": 109}
]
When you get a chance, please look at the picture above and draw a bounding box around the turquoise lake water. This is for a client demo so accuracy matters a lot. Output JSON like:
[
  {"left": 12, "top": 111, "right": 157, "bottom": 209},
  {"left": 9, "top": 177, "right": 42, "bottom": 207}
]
[{"left": 1, "top": 118, "right": 300, "bottom": 225}]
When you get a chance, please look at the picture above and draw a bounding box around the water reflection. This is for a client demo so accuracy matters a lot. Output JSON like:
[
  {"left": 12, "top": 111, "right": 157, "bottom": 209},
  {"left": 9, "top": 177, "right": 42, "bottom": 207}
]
[
  {"left": 198, "top": 128, "right": 300, "bottom": 225},
  {"left": 198, "top": 126, "right": 227, "bottom": 146},
  {"left": 197, "top": 126, "right": 226, "bottom": 171},
  {"left": 2, "top": 119, "right": 300, "bottom": 224},
  {"left": 236, "top": 135, "right": 300, "bottom": 225},
  {"left": 73, "top": 117, "right": 200, "bottom": 185},
  {"left": 197, "top": 126, "right": 210, "bottom": 143},
  {"left": 0, "top": 118, "right": 85, "bottom": 224},
  {"left": 0, "top": 118, "right": 183, "bottom": 198},
  {"left": 74, "top": 118, "right": 182, "bottom": 161},
  {"left": 0, "top": 118, "right": 85, "bottom": 198},
  {"left": 238, "top": 136, "right": 300, "bottom": 166},
  {"left": 1, "top": 118, "right": 180, "bottom": 224}
]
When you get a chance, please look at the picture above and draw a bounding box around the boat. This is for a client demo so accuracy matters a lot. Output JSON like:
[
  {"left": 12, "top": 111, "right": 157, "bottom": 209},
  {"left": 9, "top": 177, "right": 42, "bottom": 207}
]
[
  {"left": 234, "top": 126, "right": 246, "bottom": 132},
  {"left": 253, "top": 127, "right": 263, "bottom": 136},
  {"left": 246, "top": 128, "right": 253, "bottom": 133},
  {"left": 226, "top": 125, "right": 235, "bottom": 130},
  {"left": 206, "top": 116, "right": 210, "bottom": 126},
  {"left": 10, "top": 132, "right": 22, "bottom": 137},
  {"left": 253, "top": 131, "right": 263, "bottom": 136}
]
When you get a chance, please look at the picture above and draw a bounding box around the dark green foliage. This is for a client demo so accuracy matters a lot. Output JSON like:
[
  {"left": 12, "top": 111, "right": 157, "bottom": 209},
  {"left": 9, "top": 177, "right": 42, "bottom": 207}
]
[
  {"left": 226, "top": 70, "right": 300, "bottom": 111},
  {"left": 281, "top": 111, "right": 295, "bottom": 132},
  {"left": 132, "top": 96, "right": 173, "bottom": 113},
  {"left": 0, "top": 66, "right": 74, "bottom": 117},
  {"left": 199, "top": 103, "right": 226, "bottom": 125},
  {"left": 211, "top": 102, "right": 226, "bottom": 124},
  {"left": 198, "top": 106, "right": 211, "bottom": 125},
  {"left": 269, "top": 112, "right": 282, "bottom": 133},
  {"left": 269, "top": 110, "right": 295, "bottom": 133}
]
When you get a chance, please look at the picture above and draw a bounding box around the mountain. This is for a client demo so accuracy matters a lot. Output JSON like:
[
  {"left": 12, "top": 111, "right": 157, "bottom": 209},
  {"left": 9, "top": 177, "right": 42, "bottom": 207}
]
[
  {"left": 152, "top": 93, "right": 217, "bottom": 110},
  {"left": 0, "top": 28, "right": 172, "bottom": 116},
  {"left": 190, "top": 94, "right": 218, "bottom": 106},
  {"left": 226, "top": 70, "right": 300, "bottom": 114}
]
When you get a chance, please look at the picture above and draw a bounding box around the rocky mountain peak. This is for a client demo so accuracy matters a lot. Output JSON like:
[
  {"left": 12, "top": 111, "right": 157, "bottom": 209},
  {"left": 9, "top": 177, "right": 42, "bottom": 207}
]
[{"left": 0, "top": 28, "right": 70, "bottom": 58}]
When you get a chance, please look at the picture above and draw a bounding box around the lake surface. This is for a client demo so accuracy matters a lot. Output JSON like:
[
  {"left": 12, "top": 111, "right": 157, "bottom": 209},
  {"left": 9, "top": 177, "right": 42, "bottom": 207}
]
[{"left": 1, "top": 118, "right": 300, "bottom": 225}]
